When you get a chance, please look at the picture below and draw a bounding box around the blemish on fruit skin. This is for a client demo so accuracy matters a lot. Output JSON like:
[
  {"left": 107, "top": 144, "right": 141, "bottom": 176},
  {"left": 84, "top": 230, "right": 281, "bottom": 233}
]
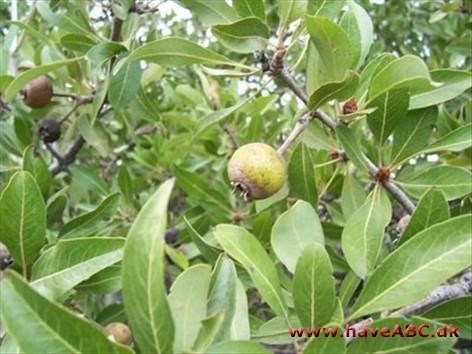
[{"left": 228, "top": 143, "right": 287, "bottom": 200}]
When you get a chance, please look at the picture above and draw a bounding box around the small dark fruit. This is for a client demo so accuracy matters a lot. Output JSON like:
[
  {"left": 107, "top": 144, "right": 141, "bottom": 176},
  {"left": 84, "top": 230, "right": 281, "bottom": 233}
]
[
  {"left": 104, "top": 322, "right": 132, "bottom": 345},
  {"left": 37, "top": 119, "right": 61, "bottom": 143},
  {"left": 24, "top": 76, "right": 53, "bottom": 108}
]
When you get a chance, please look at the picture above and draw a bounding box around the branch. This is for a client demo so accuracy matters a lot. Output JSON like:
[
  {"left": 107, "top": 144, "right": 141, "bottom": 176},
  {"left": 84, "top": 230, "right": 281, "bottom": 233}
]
[
  {"left": 345, "top": 268, "right": 472, "bottom": 344},
  {"left": 277, "top": 113, "right": 312, "bottom": 156},
  {"left": 262, "top": 50, "right": 416, "bottom": 214},
  {"left": 391, "top": 268, "right": 471, "bottom": 318}
]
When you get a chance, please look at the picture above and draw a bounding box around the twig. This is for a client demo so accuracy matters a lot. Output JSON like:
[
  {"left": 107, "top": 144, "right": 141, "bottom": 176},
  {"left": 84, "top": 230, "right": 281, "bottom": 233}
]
[
  {"left": 345, "top": 268, "right": 472, "bottom": 344},
  {"left": 277, "top": 113, "right": 312, "bottom": 156},
  {"left": 262, "top": 52, "right": 417, "bottom": 214},
  {"left": 59, "top": 96, "right": 94, "bottom": 125},
  {"left": 391, "top": 268, "right": 471, "bottom": 318}
]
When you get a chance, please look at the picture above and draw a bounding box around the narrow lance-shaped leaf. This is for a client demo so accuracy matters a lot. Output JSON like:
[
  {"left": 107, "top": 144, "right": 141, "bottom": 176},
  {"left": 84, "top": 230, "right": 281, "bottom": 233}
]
[
  {"left": 306, "top": 16, "right": 353, "bottom": 81},
  {"left": 207, "top": 255, "right": 238, "bottom": 342},
  {"left": 271, "top": 200, "right": 324, "bottom": 273},
  {"left": 336, "top": 125, "right": 368, "bottom": 172},
  {"left": 122, "top": 179, "right": 175, "bottom": 353},
  {"left": 279, "top": 0, "right": 307, "bottom": 29},
  {"left": 59, "top": 193, "right": 119, "bottom": 238},
  {"left": 339, "top": 1, "right": 373, "bottom": 69},
  {"left": 308, "top": 71, "right": 359, "bottom": 110},
  {"left": 399, "top": 189, "right": 449, "bottom": 245},
  {"left": 233, "top": 0, "right": 265, "bottom": 21},
  {"left": 179, "top": 0, "right": 237, "bottom": 26},
  {"left": 0, "top": 171, "right": 46, "bottom": 274},
  {"left": 30, "top": 237, "right": 124, "bottom": 300},
  {"left": 342, "top": 185, "right": 392, "bottom": 279},
  {"left": 288, "top": 143, "right": 318, "bottom": 207},
  {"left": 420, "top": 123, "right": 472, "bottom": 155},
  {"left": 349, "top": 215, "right": 472, "bottom": 319},
  {"left": 293, "top": 244, "right": 336, "bottom": 328},
  {"left": 389, "top": 106, "right": 438, "bottom": 167},
  {"left": 341, "top": 173, "right": 367, "bottom": 220},
  {"left": 168, "top": 264, "right": 212, "bottom": 353},
  {"left": 409, "top": 69, "right": 472, "bottom": 109},
  {"left": 366, "top": 89, "right": 409, "bottom": 147},
  {"left": 212, "top": 17, "right": 269, "bottom": 53},
  {"left": 108, "top": 59, "right": 142, "bottom": 109},
  {"left": 214, "top": 225, "right": 289, "bottom": 322},
  {"left": 368, "top": 55, "right": 434, "bottom": 101},
  {"left": 0, "top": 270, "right": 117, "bottom": 353},
  {"left": 126, "top": 37, "right": 250, "bottom": 70},
  {"left": 396, "top": 166, "right": 472, "bottom": 201}
]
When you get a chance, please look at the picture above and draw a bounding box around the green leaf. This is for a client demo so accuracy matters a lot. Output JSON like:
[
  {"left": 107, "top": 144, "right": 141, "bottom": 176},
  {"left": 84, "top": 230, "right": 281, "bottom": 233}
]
[
  {"left": 233, "top": 0, "right": 265, "bottom": 21},
  {"left": 396, "top": 166, "right": 472, "bottom": 201},
  {"left": 342, "top": 185, "right": 392, "bottom": 279},
  {"left": 231, "top": 280, "right": 250, "bottom": 340},
  {"left": 184, "top": 217, "right": 221, "bottom": 263},
  {"left": 207, "top": 340, "right": 270, "bottom": 354},
  {"left": 214, "top": 225, "right": 289, "bottom": 321},
  {"left": 192, "top": 312, "right": 225, "bottom": 352},
  {"left": 339, "top": 270, "right": 362, "bottom": 308},
  {"left": 410, "top": 69, "right": 472, "bottom": 109},
  {"left": 356, "top": 53, "right": 396, "bottom": 98},
  {"left": 69, "top": 165, "right": 110, "bottom": 196},
  {"left": 341, "top": 173, "right": 366, "bottom": 220},
  {"left": 60, "top": 33, "right": 98, "bottom": 53},
  {"left": 22, "top": 145, "right": 52, "bottom": 197},
  {"left": 194, "top": 94, "right": 253, "bottom": 136},
  {"left": 339, "top": 1, "right": 373, "bottom": 69},
  {"left": 256, "top": 316, "right": 301, "bottom": 344},
  {"left": 271, "top": 201, "right": 324, "bottom": 273},
  {"left": 46, "top": 189, "right": 68, "bottom": 228},
  {"left": 212, "top": 17, "right": 269, "bottom": 53},
  {"left": 122, "top": 179, "right": 175, "bottom": 353},
  {"left": 420, "top": 123, "right": 472, "bottom": 155},
  {"left": 30, "top": 237, "right": 124, "bottom": 300},
  {"left": 390, "top": 106, "right": 438, "bottom": 167},
  {"left": 76, "top": 116, "right": 111, "bottom": 158},
  {"left": 279, "top": 0, "right": 307, "bottom": 29},
  {"left": 168, "top": 264, "right": 212, "bottom": 353},
  {"left": 303, "top": 325, "right": 345, "bottom": 353},
  {"left": 207, "top": 255, "right": 238, "bottom": 342},
  {"left": 108, "top": 59, "right": 142, "bottom": 109},
  {"left": 0, "top": 171, "right": 46, "bottom": 273},
  {"left": 423, "top": 297, "right": 472, "bottom": 338},
  {"left": 308, "top": 71, "right": 359, "bottom": 110},
  {"left": 172, "top": 165, "right": 231, "bottom": 215},
  {"left": 126, "top": 37, "right": 249, "bottom": 69},
  {"left": 335, "top": 125, "right": 368, "bottom": 172},
  {"left": 4, "top": 57, "right": 83, "bottom": 102},
  {"left": 399, "top": 189, "right": 449, "bottom": 246},
  {"left": 179, "top": 0, "right": 237, "bottom": 25},
  {"left": 368, "top": 55, "right": 434, "bottom": 101},
  {"left": 307, "top": 0, "right": 346, "bottom": 18},
  {"left": 76, "top": 264, "right": 122, "bottom": 294},
  {"left": 349, "top": 215, "right": 472, "bottom": 319},
  {"left": 293, "top": 244, "right": 335, "bottom": 328},
  {"left": 366, "top": 89, "right": 410, "bottom": 146},
  {"left": 59, "top": 193, "right": 119, "bottom": 238},
  {"left": 306, "top": 16, "right": 353, "bottom": 82},
  {"left": 288, "top": 143, "right": 318, "bottom": 207},
  {"left": 0, "top": 271, "right": 117, "bottom": 353},
  {"left": 347, "top": 317, "right": 456, "bottom": 353}
]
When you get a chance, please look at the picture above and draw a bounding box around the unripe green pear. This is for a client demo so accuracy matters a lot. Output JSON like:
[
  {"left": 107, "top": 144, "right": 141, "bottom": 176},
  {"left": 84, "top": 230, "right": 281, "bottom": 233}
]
[{"left": 228, "top": 143, "right": 287, "bottom": 201}]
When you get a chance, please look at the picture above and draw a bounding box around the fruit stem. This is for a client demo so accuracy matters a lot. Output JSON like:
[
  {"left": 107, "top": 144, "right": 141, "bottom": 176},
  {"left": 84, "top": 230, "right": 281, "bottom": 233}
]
[{"left": 277, "top": 113, "right": 312, "bottom": 156}]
